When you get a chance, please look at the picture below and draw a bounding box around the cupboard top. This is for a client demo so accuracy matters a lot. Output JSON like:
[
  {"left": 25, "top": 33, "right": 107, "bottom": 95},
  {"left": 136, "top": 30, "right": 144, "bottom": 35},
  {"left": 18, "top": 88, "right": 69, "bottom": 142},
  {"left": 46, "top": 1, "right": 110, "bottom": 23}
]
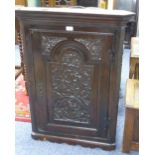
[
  {"left": 15, "top": 6, "right": 135, "bottom": 27},
  {"left": 15, "top": 6, "right": 134, "bottom": 16}
]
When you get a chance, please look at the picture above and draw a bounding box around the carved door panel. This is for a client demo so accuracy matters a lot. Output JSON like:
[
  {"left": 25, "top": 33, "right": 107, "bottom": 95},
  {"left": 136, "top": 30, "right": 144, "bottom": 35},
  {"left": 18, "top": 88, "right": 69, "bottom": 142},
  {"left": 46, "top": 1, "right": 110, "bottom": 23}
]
[{"left": 31, "top": 30, "right": 114, "bottom": 141}]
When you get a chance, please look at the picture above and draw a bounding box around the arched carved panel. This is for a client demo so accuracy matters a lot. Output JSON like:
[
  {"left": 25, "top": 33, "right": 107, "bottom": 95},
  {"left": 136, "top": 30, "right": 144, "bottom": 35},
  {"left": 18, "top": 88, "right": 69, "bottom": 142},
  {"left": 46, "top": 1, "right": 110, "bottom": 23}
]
[
  {"left": 41, "top": 36, "right": 104, "bottom": 62},
  {"left": 46, "top": 40, "right": 94, "bottom": 123},
  {"left": 50, "top": 40, "right": 90, "bottom": 64}
]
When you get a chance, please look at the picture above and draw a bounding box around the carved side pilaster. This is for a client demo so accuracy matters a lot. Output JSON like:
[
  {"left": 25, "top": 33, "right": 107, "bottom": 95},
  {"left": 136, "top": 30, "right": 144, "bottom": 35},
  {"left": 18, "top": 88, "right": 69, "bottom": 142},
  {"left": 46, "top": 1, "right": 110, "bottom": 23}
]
[{"left": 19, "top": 31, "right": 28, "bottom": 95}]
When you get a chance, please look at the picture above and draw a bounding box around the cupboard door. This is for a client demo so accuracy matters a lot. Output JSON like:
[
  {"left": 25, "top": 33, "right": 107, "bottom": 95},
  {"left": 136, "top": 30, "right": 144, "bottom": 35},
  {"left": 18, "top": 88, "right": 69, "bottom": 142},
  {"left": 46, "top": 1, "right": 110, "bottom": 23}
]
[{"left": 31, "top": 30, "right": 114, "bottom": 141}]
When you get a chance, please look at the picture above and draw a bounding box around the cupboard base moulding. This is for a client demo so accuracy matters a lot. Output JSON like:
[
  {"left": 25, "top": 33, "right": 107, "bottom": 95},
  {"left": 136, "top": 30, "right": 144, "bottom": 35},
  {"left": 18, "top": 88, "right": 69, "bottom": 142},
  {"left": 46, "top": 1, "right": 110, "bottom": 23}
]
[{"left": 31, "top": 132, "right": 116, "bottom": 150}]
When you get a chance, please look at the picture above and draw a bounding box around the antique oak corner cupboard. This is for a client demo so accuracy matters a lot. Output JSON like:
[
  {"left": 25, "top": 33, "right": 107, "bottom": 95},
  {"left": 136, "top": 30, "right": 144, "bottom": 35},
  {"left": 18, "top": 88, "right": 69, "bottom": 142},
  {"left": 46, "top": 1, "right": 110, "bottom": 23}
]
[{"left": 15, "top": 7, "right": 134, "bottom": 150}]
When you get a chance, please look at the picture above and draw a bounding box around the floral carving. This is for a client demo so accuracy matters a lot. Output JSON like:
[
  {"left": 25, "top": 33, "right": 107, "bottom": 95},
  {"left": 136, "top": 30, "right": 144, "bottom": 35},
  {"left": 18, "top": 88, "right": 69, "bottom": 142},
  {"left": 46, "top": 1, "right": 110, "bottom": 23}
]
[
  {"left": 75, "top": 38, "right": 104, "bottom": 61},
  {"left": 50, "top": 62, "right": 93, "bottom": 123},
  {"left": 41, "top": 36, "right": 66, "bottom": 55},
  {"left": 42, "top": 36, "right": 104, "bottom": 61},
  {"left": 41, "top": 36, "right": 104, "bottom": 123}
]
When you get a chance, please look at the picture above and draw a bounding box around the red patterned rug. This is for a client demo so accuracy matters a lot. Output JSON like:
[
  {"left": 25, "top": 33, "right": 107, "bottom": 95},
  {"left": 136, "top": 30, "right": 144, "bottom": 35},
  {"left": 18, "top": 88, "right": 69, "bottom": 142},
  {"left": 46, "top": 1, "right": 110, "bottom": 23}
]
[{"left": 15, "top": 74, "right": 31, "bottom": 122}]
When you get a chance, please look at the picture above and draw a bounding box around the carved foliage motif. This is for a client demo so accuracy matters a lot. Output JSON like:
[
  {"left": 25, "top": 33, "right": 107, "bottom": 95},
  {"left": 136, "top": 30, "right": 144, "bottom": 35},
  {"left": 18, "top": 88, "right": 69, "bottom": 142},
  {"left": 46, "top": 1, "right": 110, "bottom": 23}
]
[
  {"left": 50, "top": 62, "right": 93, "bottom": 123},
  {"left": 41, "top": 36, "right": 66, "bottom": 55},
  {"left": 41, "top": 36, "right": 104, "bottom": 61},
  {"left": 60, "top": 50, "right": 83, "bottom": 66},
  {"left": 41, "top": 36, "right": 101, "bottom": 123},
  {"left": 43, "top": 39, "right": 95, "bottom": 123},
  {"left": 75, "top": 38, "right": 104, "bottom": 61}
]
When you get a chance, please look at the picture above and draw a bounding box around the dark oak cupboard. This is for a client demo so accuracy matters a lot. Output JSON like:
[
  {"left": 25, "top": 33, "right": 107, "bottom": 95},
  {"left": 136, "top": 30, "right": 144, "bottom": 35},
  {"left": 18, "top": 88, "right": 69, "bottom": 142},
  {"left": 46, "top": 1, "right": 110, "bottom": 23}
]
[{"left": 16, "top": 7, "right": 134, "bottom": 150}]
